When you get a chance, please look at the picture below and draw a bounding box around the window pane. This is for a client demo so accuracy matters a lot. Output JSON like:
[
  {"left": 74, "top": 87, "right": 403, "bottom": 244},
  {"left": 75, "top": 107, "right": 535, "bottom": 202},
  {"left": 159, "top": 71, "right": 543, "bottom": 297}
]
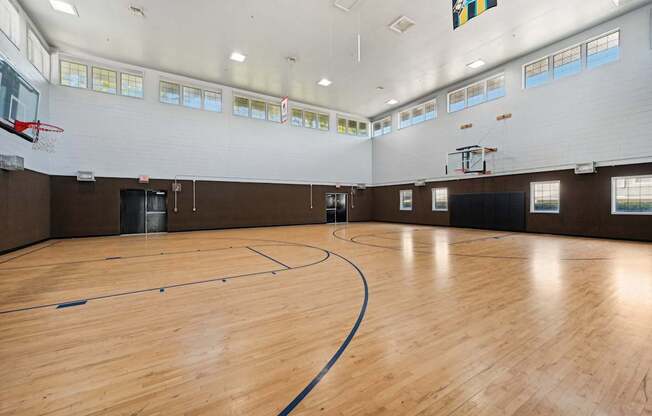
[
  {"left": 60, "top": 61, "right": 87, "bottom": 88},
  {"left": 532, "top": 181, "right": 560, "bottom": 213},
  {"left": 347, "top": 119, "right": 358, "bottom": 135},
  {"left": 382, "top": 116, "right": 392, "bottom": 134},
  {"left": 372, "top": 121, "right": 382, "bottom": 137},
  {"left": 400, "top": 190, "right": 413, "bottom": 211},
  {"left": 399, "top": 111, "right": 411, "bottom": 129},
  {"left": 587, "top": 31, "right": 620, "bottom": 69},
  {"left": 525, "top": 57, "right": 549, "bottom": 88},
  {"left": 251, "top": 99, "right": 266, "bottom": 119},
  {"left": 303, "top": 111, "right": 317, "bottom": 129},
  {"left": 183, "top": 86, "right": 202, "bottom": 109},
  {"left": 159, "top": 81, "right": 180, "bottom": 104},
  {"left": 432, "top": 188, "right": 448, "bottom": 211},
  {"left": 291, "top": 109, "right": 303, "bottom": 127},
  {"left": 466, "top": 82, "right": 485, "bottom": 107},
  {"left": 613, "top": 175, "right": 652, "bottom": 214},
  {"left": 318, "top": 113, "right": 329, "bottom": 130},
  {"left": 449, "top": 89, "right": 465, "bottom": 112},
  {"left": 203, "top": 90, "right": 222, "bottom": 112},
  {"left": 553, "top": 45, "right": 582, "bottom": 79},
  {"left": 486, "top": 75, "right": 505, "bottom": 101},
  {"left": 358, "top": 122, "right": 368, "bottom": 137},
  {"left": 337, "top": 118, "right": 347, "bottom": 134},
  {"left": 267, "top": 103, "right": 281, "bottom": 122},
  {"left": 424, "top": 100, "right": 436, "bottom": 120},
  {"left": 412, "top": 105, "right": 425, "bottom": 124},
  {"left": 27, "top": 30, "right": 49, "bottom": 79},
  {"left": 233, "top": 96, "right": 250, "bottom": 117},
  {"left": 121, "top": 73, "right": 144, "bottom": 98},
  {"left": 92, "top": 67, "right": 117, "bottom": 94},
  {"left": 0, "top": 0, "right": 20, "bottom": 44}
]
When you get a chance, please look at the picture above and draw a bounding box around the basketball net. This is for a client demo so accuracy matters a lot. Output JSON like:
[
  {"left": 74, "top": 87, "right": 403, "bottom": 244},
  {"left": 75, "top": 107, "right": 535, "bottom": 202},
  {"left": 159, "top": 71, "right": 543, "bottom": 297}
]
[{"left": 14, "top": 120, "right": 64, "bottom": 153}]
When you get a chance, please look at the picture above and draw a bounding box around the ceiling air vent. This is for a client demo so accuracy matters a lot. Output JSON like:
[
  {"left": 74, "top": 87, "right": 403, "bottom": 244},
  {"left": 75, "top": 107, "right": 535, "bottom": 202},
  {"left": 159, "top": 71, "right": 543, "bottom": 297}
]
[
  {"left": 389, "top": 16, "right": 416, "bottom": 34},
  {"left": 333, "top": 0, "right": 359, "bottom": 12}
]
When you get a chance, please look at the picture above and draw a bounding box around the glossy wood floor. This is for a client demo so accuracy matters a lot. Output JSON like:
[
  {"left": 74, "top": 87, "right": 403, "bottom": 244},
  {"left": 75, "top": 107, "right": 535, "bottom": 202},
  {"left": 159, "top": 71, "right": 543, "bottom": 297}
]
[{"left": 1, "top": 223, "right": 651, "bottom": 416}]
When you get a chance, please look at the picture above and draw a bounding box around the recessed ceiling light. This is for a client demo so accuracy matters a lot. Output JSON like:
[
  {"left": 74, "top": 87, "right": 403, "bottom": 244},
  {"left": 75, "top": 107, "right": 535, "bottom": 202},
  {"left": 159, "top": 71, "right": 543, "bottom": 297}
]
[
  {"left": 230, "top": 52, "right": 246, "bottom": 63},
  {"left": 389, "top": 15, "right": 416, "bottom": 34},
  {"left": 49, "top": 0, "right": 78, "bottom": 16},
  {"left": 317, "top": 78, "right": 332, "bottom": 87},
  {"left": 612, "top": 0, "right": 619, "bottom": 5},
  {"left": 386, "top": 99, "right": 398, "bottom": 105},
  {"left": 467, "top": 59, "right": 486, "bottom": 69}
]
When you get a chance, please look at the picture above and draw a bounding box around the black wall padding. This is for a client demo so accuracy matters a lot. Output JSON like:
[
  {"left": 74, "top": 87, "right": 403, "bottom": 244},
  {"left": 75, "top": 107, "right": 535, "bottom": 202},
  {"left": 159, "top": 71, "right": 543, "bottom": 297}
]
[{"left": 450, "top": 192, "right": 526, "bottom": 232}]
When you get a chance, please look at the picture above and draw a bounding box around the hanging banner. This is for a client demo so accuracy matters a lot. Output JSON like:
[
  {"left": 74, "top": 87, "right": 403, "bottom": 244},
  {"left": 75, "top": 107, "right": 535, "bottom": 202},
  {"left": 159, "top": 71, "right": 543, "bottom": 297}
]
[
  {"left": 453, "top": 0, "right": 497, "bottom": 30},
  {"left": 281, "top": 96, "right": 289, "bottom": 124}
]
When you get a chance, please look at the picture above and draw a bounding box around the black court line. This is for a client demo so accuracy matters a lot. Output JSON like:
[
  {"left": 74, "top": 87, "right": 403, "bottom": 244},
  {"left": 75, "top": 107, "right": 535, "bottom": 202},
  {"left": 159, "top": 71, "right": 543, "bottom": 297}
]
[
  {"left": 333, "top": 227, "right": 613, "bottom": 261},
  {"left": 0, "top": 241, "right": 61, "bottom": 266},
  {"left": 0, "top": 244, "right": 331, "bottom": 316},
  {"left": 0, "top": 245, "right": 244, "bottom": 271},
  {"left": 247, "top": 246, "right": 291, "bottom": 269},
  {"left": 277, "top": 250, "right": 368, "bottom": 416},
  {"left": 0, "top": 235, "right": 367, "bottom": 416}
]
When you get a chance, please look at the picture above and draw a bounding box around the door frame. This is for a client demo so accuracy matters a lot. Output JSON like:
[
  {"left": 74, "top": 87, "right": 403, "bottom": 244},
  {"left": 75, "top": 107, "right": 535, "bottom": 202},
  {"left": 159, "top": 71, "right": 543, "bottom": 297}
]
[
  {"left": 120, "top": 189, "right": 168, "bottom": 235},
  {"left": 325, "top": 192, "right": 348, "bottom": 224}
]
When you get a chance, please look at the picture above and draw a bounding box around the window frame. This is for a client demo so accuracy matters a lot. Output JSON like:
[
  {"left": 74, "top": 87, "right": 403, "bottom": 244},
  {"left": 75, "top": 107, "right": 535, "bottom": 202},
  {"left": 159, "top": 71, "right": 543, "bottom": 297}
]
[
  {"left": 448, "top": 74, "right": 504, "bottom": 113},
  {"left": 60, "top": 60, "right": 88, "bottom": 89},
  {"left": 203, "top": 90, "right": 222, "bottom": 112},
  {"left": 552, "top": 44, "right": 582, "bottom": 80},
  {"left": 530, "top": 180, "right": 561, "bottom": 214},
  {"left": 611, "top": 175, "right": 652, "bottom": 216},
  {"left": 586, "top": 29, "right": 621, "bottom": 70},
  {"left": 399, "top": 189, "right": 413, "bottom": 211},
  {"left": 27, "top": 28, "right": 50, "bottom": 80},
  {"left": 120, "top": 72, "right": 144, "bottom": 99},
  {"left": 233, "top": 95, "right": 251, "bottom": 117},
  {"left": 159, "top": 80, "right": 181, "bottom": 105},
  {"left": 432, "top": 188, "right": 448, "bottom": 212},
  {"left": 91, "top": 66, "right": 118, "bottom": 95},
  {"left": 0, "top": 0, "right": 20, "bottom": 47}
]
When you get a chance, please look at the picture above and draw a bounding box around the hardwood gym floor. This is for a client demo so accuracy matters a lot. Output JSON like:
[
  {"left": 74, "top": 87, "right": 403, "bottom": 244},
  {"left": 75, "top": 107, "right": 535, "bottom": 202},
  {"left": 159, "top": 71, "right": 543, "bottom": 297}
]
[{"left": 1, "top": 223, "right": 651, "bottom": 416}]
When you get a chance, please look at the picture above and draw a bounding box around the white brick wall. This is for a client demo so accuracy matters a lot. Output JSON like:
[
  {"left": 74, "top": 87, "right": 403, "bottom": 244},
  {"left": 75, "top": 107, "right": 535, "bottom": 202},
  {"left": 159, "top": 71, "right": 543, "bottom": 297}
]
[{"left": 372, "top": 5, "right": 652, "bottom": 185}]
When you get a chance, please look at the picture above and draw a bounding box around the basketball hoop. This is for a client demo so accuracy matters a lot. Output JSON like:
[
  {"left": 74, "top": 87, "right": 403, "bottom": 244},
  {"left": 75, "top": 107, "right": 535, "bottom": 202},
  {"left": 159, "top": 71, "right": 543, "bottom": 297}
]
[{"left": 14, "top": 120, "right": 64, "bottom": 153}]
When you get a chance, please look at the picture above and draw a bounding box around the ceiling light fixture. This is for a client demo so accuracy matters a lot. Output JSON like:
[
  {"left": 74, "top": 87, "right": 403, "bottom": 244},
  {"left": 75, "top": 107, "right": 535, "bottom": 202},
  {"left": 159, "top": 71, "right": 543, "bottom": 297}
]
[
  {"left": 386, "top": 99, "right": 398, "bottom": 105},
  {"left": 389, "top": 16, "right": 416, "bottom": 34},
  {"left": 230, "top": 52, "right": 247, "bottom": 63},
  {"left": 317, "top": 78, "right": 332, "bottom": 87},
  {"left": 467, "top": 59, "right": 486, "bottom": 69},
  {"left": 49, "top": 0, "right": 78, "bottom": 16}
]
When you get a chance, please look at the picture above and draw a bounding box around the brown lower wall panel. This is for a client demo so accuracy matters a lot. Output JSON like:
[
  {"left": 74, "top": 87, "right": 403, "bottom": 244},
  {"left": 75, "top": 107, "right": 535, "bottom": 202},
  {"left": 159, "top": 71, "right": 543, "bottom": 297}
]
[
  {"left": 50, "top": 176, "right": 372, "bottom": 238},
  {"left": 0, "top": 169, "right": 50, "bottom": 253},
  {"left": 372, "top": 163, "right": 652, "bottom": 241}
]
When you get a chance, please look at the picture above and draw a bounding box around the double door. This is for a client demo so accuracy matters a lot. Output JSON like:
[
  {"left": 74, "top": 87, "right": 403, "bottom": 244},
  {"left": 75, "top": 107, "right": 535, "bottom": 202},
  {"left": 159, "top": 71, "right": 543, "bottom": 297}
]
[
  {"left": 120, "top": 190, "right": 168, "bottom": 234},
  {"left": 326, "top": 193, "right": 347, "bottom": 224}
]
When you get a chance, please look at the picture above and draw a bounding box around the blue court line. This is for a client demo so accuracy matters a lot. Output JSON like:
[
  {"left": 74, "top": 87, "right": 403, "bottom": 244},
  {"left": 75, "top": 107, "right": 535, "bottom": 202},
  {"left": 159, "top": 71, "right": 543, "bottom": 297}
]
[
  {"left": 277, "top": 251, "right": 368, "bottom": 416},
  {"left": 56, "top": 300, "right": 87, "bottom": 309},
  {"left": 247, "top": 246, "right": 291, "bottom": 269}
]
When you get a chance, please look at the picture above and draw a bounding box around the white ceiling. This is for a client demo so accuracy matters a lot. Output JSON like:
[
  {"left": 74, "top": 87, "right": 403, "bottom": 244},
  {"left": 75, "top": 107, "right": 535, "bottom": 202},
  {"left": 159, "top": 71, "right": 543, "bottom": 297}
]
[{"left": 19, "top": 0, "right": 650, "bottom": 117}]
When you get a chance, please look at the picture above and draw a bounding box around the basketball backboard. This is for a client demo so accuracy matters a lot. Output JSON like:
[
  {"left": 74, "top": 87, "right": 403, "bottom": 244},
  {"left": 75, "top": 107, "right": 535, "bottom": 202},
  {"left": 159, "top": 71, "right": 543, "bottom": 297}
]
[
  {"left": 446, "top": 145, "right": 497, "bottom": 175},
  {"left": 0, "top": 54, "right": 40, "bottom": 142}
]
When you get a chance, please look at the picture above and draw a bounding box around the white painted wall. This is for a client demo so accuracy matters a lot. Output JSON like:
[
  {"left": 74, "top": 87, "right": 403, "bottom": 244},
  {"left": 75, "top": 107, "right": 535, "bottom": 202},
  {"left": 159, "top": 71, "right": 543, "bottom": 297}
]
[
  {"left": 0, "top": 1, "right": 51, "bottom": 173},
  {"left": 372, "top": 5, "right": 652, "bottom": 185},
  {"left": 46, "top": 53, "right": 372, "bottom": 185}
]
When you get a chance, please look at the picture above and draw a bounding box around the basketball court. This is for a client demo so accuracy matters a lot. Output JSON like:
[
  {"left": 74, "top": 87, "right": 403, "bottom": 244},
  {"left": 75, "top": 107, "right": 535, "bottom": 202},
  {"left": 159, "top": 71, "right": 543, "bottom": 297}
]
[{"left": 1, "top": 0, "right": 652, "bottom": 415}]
